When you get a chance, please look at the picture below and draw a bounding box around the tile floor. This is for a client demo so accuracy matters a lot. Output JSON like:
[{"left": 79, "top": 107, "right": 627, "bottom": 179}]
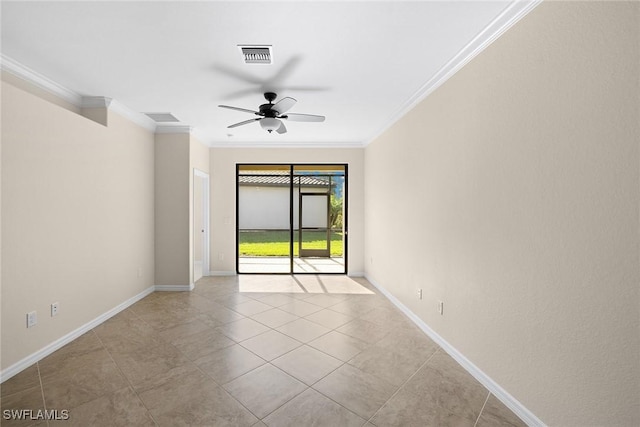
[
  {"left": 238, "top": 256, "right": 345, "bottom": 274},
  {"left": 1, "top": 275, "right": 527, "bottom": 427}
]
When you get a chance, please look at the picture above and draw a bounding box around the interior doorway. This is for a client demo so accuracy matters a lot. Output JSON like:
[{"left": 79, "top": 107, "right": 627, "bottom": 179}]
[
  {"left": 236, "top": 164, "right": 347, "bottom": 274},
  {"left": 193, "top": 169, "right": 210, "bottom": 281}
]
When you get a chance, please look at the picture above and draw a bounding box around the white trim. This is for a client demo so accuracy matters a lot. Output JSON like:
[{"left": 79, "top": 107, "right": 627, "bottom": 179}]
[
  {"left": 364, "top": 0, "right": 542, "bottom": 146},
  {"left": 2, "top": 55, "right": 163, "bottom": 134},
  {"left": 81, "top": 96, "right": 113, "bottom": 109},
  {"left": 208, "top": 141, "right": 365, "bottom": 149},
  {"left": 194, "top": 260, "right": 204, "bottom": 282},
  {"left": 155, "top": 124, "right": 193, "bottom": 134},
  {"left": 81, "top": 96, "right": 156, "bottom": 132},
  {"left": 0, "top": 286, "right": 154, "bottom": 384},
  {"left": 193, "top": 169, "right": 211, "bottom": 282},
  {"left": 210, "top": 271, "right": 236, "bottom": 276},
  {"left": 0, "top": 54, "right": 83, "bottom": 106},
  {"left": 348, "top": 271, "right": 365, "bottom": 278},
  {"left": 154, "top": 283, "right": 195, "bottom": 292},
  {"left": 108, "top": 99, "right": 157, "bottom": 132},
  {"left": 365, "top": 275, "right": 546, "bottom": 427}
]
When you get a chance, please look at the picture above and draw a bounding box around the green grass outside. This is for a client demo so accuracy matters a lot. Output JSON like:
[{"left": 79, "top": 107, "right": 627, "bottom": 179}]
[{"left": 239, "top": 230, "right": 343, "bottom": 257}]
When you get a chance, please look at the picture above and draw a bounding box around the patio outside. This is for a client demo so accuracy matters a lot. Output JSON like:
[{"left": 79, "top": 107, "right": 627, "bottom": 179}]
[{"left": 237, "top": 164, "right": 346, "bottom": 274}]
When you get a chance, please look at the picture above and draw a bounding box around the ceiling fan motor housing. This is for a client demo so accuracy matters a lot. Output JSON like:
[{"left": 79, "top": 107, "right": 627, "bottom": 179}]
[
  {"left": 260, "top": 92, "right": 280, "bottom": 117},
  {"left": 264, "top": 92, "right": 277, "bottom": 103},
  {"left": 259, "top": 104, "right": 279, "bottom": 117}
]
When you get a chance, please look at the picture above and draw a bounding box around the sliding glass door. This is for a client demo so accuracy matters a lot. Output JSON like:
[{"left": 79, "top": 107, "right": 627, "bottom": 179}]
[{"left": 237, "top": 164, "right": 347, "bottom": 274}]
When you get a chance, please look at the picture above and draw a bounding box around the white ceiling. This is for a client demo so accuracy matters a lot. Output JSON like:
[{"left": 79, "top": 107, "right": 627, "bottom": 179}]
[{"left": 1, "top": 1, "right": 538, "bottom": 147}]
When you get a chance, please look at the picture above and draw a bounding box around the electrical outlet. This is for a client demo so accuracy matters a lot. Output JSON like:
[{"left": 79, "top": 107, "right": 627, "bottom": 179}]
[
  {"left": 417, "top": 289, "right": 423, "bottom": 300},
  {"left": 438, "top": 301, "right": 444, "bottom": 315},
  {"left": 51, "top": 302, "right": 59, "bottom": 317},
  {"left": 27, "top": 311, "right": 37, "bottom": 328}
]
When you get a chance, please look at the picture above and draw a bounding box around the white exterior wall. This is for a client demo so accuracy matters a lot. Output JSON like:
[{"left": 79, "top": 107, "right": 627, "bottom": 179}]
[{"left": 238, "top": 185, "right": 329, "bottom": 230}]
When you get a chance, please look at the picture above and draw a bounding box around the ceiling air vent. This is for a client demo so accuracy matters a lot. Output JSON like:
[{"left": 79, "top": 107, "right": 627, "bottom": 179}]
[
  {"left": 144, "top": 112, "right": 180, "bottom": 123},
  {"left": 238, "top": 45, "right": 272, "bottom": 64}
]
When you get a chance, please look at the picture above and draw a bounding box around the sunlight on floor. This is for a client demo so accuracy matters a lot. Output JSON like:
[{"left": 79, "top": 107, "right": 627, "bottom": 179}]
[
  {"left": 238, "top": 257, "right": 345, "bottom": 274},
  {"left": 238, "top": 275, "right": 374, "bottom": 295}
]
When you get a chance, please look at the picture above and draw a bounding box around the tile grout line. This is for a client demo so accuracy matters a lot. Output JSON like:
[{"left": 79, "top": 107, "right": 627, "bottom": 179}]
[
  {"left": 171, "top": 310, "right": 288, "bottom": 424},
  {"left": 364, "top": 347, "right": 440, "bottom": 426},
  {"left": 90, "top": 329, "right": 160, "bottom": 427},
  {"left": 19, "top": 277, "right": 516, "bottom": 426},
  {"left": 35, "top": 362, "right": 50, "bottom": 427},
  {"left": 192, "top": 360, "right": 268, "bottom": 424},
  {"left": 475, "top": 391, "right": 492, "bottom": 427},
  {"left": 222, "top": 307, "right": 366, "bottom": 424},
  {"left": 256, "top": 364, "right": 311, "bottom": 423},
  {"left": 117, "top": 290, "right": 307, "bottom": 424},
  {"left": 284, "top": 316, "right": 376, "bottom": 425}
]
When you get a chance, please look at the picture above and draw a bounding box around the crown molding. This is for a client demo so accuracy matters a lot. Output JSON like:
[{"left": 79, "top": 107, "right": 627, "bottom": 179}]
[
  {"left": 2, "top": 55, "right": 165, "bottom": 133},
  {"left": 81, "top": 96, "right": 113, "bottom": 109},
  {"left": 209, "top": 140, "right": 365, "bottom": 149},
  {"left": 364, "top": 0, "right": 542, "bottom": 146},
  {"left": 109, "top": 99, "right": 157, "bottom": 132},
  {"left": 155, "top": 124, "right": 194, "bottom": 134},
  {"left": 1, "top": 54, "right": 83, "bottom": 106}
]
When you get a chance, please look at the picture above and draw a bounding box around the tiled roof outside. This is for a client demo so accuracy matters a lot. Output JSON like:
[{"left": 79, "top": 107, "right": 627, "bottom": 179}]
[{"left": 239, "top": 175, "right": 332, "bottom": 187}]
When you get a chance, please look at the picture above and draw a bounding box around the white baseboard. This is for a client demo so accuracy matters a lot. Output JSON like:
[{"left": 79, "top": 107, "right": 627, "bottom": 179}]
[
  {"left": 154, "top": 283, "right": 194, "bottom": 292},
  {"left": 0, "top": 286, "right": 154, "bottom": 384},
  {"left": 210, "top": 271, "right": 236, "bottom": 276},
  {"left": 365, "top": 275, "right": 545, "bottom": 427},
  {"left": 348, "top": 271, "right": 365, "bottom": 277}
]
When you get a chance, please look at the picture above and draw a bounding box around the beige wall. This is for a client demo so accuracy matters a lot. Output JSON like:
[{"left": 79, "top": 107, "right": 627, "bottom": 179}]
[
  {"left": 364, "top": 2, "right": 640, "bottom": 425},
  {"left": 154, "top": 133, "right": 190, "bottom": 287},
  {"left": 210, "top": 148, "right": 364, "bottom": 275},
  {"left": 154, "top": 133, "right": 210, "bottom": 287},
  {"left": 1, "top": 71, "right": 80, "bottom": 114},
  {"left": 1, "top": 81, "right": 155, "bottom": 370},
  {"left": 190, "top": 136, "right": 210, "bottom": 174}
]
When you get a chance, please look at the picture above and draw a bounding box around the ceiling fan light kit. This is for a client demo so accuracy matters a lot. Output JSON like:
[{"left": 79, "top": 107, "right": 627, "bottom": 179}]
[
  {"left": 260, "top": 117, "right": 281, "bottom": 132},
  {"left": 219, "top": 92, "right": 325, "bottom": 134}
]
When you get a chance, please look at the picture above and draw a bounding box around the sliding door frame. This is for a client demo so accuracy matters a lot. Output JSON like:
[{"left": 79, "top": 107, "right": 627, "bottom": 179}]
[{"left": 236, "top": 163, "right": 348, "bottom": 275}]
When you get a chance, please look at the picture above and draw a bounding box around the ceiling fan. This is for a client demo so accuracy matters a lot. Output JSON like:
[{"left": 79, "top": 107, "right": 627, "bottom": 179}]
[{"left": 218, "top": 92, "right": 325, "bottom": 134}]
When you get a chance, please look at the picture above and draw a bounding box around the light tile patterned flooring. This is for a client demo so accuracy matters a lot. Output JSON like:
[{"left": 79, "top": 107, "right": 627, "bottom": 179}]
[{"left": 1, "top": 275, "right": 527, "bottom": 426}]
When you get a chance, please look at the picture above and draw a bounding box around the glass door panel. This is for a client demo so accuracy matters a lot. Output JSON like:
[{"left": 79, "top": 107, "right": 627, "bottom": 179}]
[
  {"left": 237, "top": 165, "right": 291, "bottom": 273},
  {"left": 299, "top": 193, "right": 330, "bottom": 257},
  {"left": 292, "top": 165, "right": 346, "bottom": 274},
  {"left": 237, "top": 164, "right": 346, "bottom": 274}
]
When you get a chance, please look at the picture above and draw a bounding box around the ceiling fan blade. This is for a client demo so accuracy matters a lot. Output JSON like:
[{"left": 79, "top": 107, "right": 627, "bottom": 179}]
[
  {"left": 280, "top": 85, "right": 330, "bottom": 93},
  {"left": 212, "top": 64, "right": 263, "bottom": 85},
  {"left": 221, "top": 88, "right": 265, "bottom": 100},
  {"left": 281, "top": 113, "right": 325, "bottom": 122},
  {"left": 272, "top": 97, "right": 297, "bottom": 114},
  {"left": 267, "top": 56, "right": 302, "bottom": 87},
  {"left": 275, "top": 121, "right": 287, "bottom": 134},
  {"left": 228, "top": 118, "right": 261, "bottom": 128},
  {"left": 219, "top": 105, "right": 259, "bottom": 115}
]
